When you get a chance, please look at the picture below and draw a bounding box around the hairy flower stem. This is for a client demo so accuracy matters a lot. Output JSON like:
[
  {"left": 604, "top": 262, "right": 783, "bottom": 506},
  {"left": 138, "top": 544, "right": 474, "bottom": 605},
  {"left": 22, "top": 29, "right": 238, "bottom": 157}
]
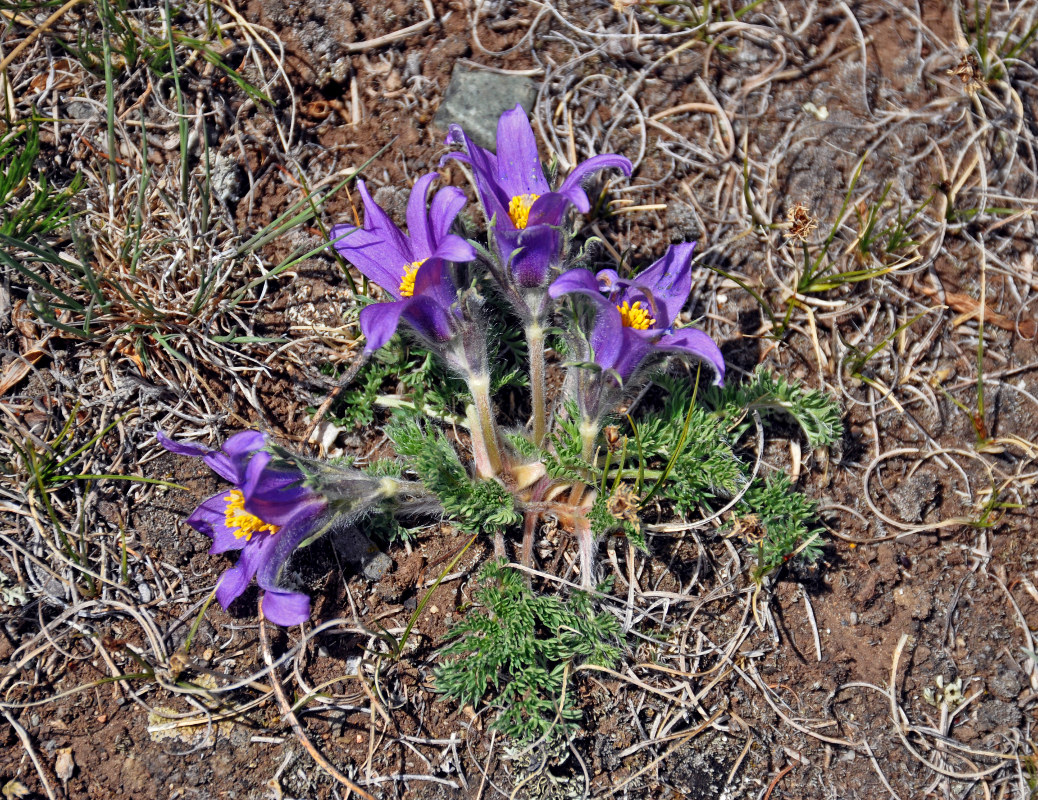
[
  {"left": 520, "top": 511, "right": 537, "bottom": 569},
  {"left": 526, "top": 323, "right": 547, "bottom": 447},
  {"left": 568, "top": 419, "right": 600, "bottom": 507},
  {"left": 574, "top": 515, "right": 596, "bottom": 590},
  {"left": 466, "top": 373, "right": 502, "bottom": 479}
]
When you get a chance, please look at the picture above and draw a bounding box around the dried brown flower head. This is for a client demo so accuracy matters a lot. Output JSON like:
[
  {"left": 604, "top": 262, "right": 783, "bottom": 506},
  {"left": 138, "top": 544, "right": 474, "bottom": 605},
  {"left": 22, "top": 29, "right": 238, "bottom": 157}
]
[
  {"left": 603, "top": 425, "right": 623, "bottom": 452},
  {"left": 607, "top": 483, "right": 641, "bottom": 526},
  {"left": 725, "top": 513, "right": 766, "bottom": 545},
  {"left": 785, "top": 202, "right": 818, "bottom": 242},
  {"left": 949, "top": 52, "right": 983, "bottom": 96}
]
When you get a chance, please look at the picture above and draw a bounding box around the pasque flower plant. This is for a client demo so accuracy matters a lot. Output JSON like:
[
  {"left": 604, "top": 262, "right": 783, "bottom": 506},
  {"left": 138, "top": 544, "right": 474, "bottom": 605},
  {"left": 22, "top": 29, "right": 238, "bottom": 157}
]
[
  {"left": 330, "top": 172, "right": 476, "bottom": 357},
  {"left": 158, "top": 104, "right": 843, "bottom": 747},
  {"left": 317, "top": 106, "right": 727, "bottom": 590},
  {"left": 550, "top": 242, "right": 726, "bottom": 430},
  {"left": 168, "top": 106, "right": 744, "bottom": 616},
  {"left": 158, "top": 430, "right": 326, "bottom": 626}
]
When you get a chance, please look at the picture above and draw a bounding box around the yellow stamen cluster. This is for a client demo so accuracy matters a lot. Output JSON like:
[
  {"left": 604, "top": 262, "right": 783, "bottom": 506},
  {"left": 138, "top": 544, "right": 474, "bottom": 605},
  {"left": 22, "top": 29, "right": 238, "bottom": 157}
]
[
  {"left": 617, "top": 301, "right": 655, "bottom": 330},
  {"left": 508, "top": 193, "right": 540, "bottom": 230},
  {"left": 224, "top": 489, "right": 279, "bottom": 541},
  {"left": 398, "top": 259, "right": 427, "bottom": 298}
]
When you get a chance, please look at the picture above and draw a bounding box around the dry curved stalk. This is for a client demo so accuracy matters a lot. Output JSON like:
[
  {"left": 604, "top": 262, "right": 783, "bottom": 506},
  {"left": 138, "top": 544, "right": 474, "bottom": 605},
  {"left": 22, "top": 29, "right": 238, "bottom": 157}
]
[
  {"left": 343, "top": 0, "right": 435, "bottom": 53},
  {"left": 258, "top": 613, "right": 375, "bottom": 800},
  {"left": 0, "top": 0, "right": 86, "bottom": 75}
]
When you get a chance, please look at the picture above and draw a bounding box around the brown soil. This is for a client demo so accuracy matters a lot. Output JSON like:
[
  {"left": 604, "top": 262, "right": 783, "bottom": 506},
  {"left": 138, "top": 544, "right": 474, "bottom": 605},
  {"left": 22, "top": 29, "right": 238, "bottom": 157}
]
[{"left": 2, "top": 0, "right": 1037, "bottom": 799}]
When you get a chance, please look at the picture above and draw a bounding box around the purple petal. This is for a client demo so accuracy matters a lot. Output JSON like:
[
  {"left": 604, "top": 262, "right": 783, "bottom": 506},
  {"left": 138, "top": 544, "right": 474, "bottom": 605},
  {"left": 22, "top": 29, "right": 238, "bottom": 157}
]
[
  {"left": 331, "top": 181, "right": 414, "bottom": 295},
  {"left": 441, "top": 126, "right": 510, "bottom": 224},
  {"left": 410, "top": 258, "right": 456, "bottom": 309},
  {"left": 156, "top": 431, "right": 210, "bottom": 458},
  {"left": 214, "top": 532, "right": 278, "bottom": 609},
  {"left": 186, "top": 493, "right": 246, "bottom": 554},
  {"left": 557, "top": 153, "right": 633, "bottom": 213},
  {"left": 401, "top": 295, "right": 455, "bottom": 343},
  {"left": 510, "top": 225, "right": 558, "bottom": 288},
  {"left": 260, "top": 590, "right": 311, "bottom": 626},
  {"left": 589, "top": 306, "right": 625, "bottom": 372},
  {"left": 653, "top": 327, "right": 726, "bottom": 386},
  {"left": 624, "top": 242, "right": 695, "bottom": 327},
  {"left": 201, "top": 430, "right": 266, "bottom": 484},
  {"left": 256, "top": 502, "right": 325, "bottom": 593},
  {"left": 360, "top": 301, "right": 409, "bottom": 353},
  {"left": 549, "top": 268, "right": 609, "bottom": 301},
  {"left": 222, "top": 430, "right": 268, "bottom": 459},
  {"left": 428, "top": 186, "right": 468, "bottom": 244},
  {"left": 256, "top": 501, "right": 327, "bottom": 624},
  {"left": 431, "top": 233, "right": 477, "bottom": 265},
  {"left": 405, "top": 172, "right": 439, "bottom": 258},
  {"left": 526, "top": 192, "right": 572, "bottom": 228},
  {"left": 495, "top": 105, "right": 549, "bottom": 197},
  {"left": 611, "top": 329, "right": 655, "bottom": 379},
  {"left": 241, "top": 451, "right": 311, "bottom": 526}
]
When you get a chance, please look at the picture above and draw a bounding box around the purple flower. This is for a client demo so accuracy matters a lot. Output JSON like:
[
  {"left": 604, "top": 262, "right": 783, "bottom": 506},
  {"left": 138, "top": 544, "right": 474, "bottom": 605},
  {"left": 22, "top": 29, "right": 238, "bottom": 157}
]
[
  {"left": 330, "top": 173, "right": 476, "bottom": 353},
  {"left": 549, "top": 242, "right": 725, "bottom": 385},
  {"left": 158, "top": 431, "right": 326, "bottom": 626},
  {"left": 442, "top": 105, "right": 632, "bottom": 289}
]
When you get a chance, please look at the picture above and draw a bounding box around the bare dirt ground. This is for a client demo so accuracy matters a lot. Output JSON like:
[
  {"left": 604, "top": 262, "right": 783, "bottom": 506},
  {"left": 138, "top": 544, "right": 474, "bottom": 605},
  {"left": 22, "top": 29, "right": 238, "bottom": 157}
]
[{"left": 2, "top": 0, "right": 1038, "bottom": 798}]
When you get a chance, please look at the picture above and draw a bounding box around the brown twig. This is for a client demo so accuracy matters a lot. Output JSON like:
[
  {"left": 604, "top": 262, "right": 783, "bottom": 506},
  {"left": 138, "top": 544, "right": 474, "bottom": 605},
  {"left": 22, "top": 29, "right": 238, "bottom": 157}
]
[
  {"left": 0, "top": 0, "right": 86, "bottom": 75},
  {"left": 258, "top": 612, "right": 375, "bottom": 800},
  {"left": 762, "top": 762, "right": 795, "bottom": 800}
]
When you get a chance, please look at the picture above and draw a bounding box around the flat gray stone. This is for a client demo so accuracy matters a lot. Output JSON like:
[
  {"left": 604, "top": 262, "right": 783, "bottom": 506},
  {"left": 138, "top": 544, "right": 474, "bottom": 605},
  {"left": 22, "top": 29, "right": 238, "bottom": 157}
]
[
  {"left": 434, "top": 66, "right": 538, "bottom": 150},
  {"left": 332, "top": 525, "right": 392, "bottom": 581}
]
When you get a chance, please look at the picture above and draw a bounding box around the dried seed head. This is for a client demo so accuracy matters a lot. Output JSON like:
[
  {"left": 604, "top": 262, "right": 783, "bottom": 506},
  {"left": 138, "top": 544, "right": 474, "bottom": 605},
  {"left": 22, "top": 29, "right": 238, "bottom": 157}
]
[
  {"left": 607, "top": 483, "right": 641, "bottom": 526},
  {"left": 727, "top": 513, "right": 766, "bottom": 545},
  {"left": 949, "top": 52, "right": 983, "bottom": 96},
  {"left": 785, "top": 202, "right": 818, "bottom": 242}
]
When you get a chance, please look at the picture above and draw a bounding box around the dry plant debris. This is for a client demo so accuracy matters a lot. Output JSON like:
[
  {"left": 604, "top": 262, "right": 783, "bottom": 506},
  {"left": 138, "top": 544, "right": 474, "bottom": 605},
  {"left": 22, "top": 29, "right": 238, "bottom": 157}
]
[{"left": 0, "top": 0, "right": 1037, "bottom": 798}]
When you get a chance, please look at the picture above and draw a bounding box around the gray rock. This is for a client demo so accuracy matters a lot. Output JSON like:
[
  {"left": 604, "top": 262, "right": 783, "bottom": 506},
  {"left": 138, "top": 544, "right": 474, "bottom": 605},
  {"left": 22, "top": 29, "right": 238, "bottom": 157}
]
[
  {"left": 433, "top": 66, "right": 538, "bottom": 150},
  {"left": 988, "top": 668, "right": 1022, "bottom": 700},
  {"left": 331, "top": 526, "right": 392, "bottom": 581},
  {"left": 65, "top": 100, "right": 96, "bottom": 120},
  {"left": 975, "top": 699, "right": 1023, "bottom": 733}
]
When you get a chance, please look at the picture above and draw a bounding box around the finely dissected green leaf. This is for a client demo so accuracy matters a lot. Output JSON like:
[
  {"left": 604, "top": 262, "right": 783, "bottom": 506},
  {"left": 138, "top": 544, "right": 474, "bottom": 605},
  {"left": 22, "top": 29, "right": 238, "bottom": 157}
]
[
  {"left": 708, "top": 366, "right": 843, "bottom": 448},
  {"left": 387, "top": 418, "right": 521, "bottom": 535},
  {"left": 436, "top": 562, "right": 620, "bottom": 742},
  {"left": 736, "top": 473, "right": 824, "bottom": 583}
]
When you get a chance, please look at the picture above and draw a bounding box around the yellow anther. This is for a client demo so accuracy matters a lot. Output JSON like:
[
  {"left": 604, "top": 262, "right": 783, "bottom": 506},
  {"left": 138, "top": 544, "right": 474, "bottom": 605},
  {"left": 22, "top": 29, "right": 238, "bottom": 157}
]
[
  {"left": 617, "top": 301, "right": 655, "bottom": 330},
  {"left": 398, "top": 259, "right": 427, "bottom": 298},
  {"left": 508, "top": 193, "right": 540, "bottom": 229},
  {"left": 224, "top": 489, "right": 279, "bottom": 541}
]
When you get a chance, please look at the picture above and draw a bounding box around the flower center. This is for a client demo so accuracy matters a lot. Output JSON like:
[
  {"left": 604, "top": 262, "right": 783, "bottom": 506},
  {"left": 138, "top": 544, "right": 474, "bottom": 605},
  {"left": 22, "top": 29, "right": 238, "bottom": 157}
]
[
  {"left": 508, "top": 193, "right": 540, "bottom": 229},
  {"left": 398, "top": 259, "right": 427, "bottom": 298},
  {"left": 617, "top": 301, "right": 656, "bottom": 330},
  {"left": 224, "top": 489, "right": 279, "bottom": 541}
]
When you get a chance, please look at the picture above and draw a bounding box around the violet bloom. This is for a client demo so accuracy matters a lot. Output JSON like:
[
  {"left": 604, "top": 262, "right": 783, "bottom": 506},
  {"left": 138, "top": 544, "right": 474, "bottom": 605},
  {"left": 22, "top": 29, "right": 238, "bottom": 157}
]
[
  {"left": 330, "top": 172, "right": 476, "bottom": 353},
  {"left": 442, "top": 105, "right": 632, "bottom": 291},
  {"left": 158, "top": 431, "right": 326, "bottom": 627},
  {"left": 549, "top": 242, "right": 725, "bottom": 385}
]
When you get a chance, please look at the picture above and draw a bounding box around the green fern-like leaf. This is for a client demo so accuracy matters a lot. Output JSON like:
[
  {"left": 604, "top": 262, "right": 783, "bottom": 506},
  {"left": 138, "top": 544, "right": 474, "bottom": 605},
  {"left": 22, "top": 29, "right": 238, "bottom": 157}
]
[
  {"left": 387, "top": 417, "right": 521, "bottom": 534},
  {"left": 709, "top": 366, "right": 843, "bottom": 447},
  {"left": 436, "top": 562, "right": 621, "bottom": 742}
]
